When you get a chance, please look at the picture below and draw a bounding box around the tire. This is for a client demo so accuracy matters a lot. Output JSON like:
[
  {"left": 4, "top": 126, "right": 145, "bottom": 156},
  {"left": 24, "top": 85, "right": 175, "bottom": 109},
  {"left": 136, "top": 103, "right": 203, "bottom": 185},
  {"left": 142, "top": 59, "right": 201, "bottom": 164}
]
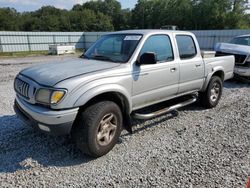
[
  {"left": 199, "top": 76, "right": 223, "bottom": 108},
  {"left": 72, "top": 101, "right": 123, "bottom": 157}
]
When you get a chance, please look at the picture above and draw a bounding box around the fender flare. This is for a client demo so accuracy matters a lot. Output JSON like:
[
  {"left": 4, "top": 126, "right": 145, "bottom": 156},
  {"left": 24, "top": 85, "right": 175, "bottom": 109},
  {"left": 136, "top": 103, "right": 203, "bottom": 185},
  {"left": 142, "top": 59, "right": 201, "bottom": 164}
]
[
  {"left": 73, "top": 84, "right": 133, "bottom": 113},
  {"left": 201, "top": 66, "right": 225, "bottom": 92}
]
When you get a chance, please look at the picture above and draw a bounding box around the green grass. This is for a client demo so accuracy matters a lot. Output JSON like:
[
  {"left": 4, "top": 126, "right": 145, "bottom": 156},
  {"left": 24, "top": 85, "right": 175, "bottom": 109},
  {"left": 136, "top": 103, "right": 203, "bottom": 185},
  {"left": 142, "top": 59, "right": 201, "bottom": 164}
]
[{"left": 0, "top": 51, "right": 49, "bottom": 58}]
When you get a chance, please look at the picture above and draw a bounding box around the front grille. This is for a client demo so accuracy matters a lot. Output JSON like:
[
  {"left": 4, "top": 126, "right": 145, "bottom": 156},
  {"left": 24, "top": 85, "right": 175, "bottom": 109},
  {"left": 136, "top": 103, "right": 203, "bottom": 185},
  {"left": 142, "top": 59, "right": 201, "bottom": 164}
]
[
  {"left": 14, "top": 78, "right": 30, "bottom": 99},
  {"left": 215, "top": 51, "right": 247, "bottom": 65}
]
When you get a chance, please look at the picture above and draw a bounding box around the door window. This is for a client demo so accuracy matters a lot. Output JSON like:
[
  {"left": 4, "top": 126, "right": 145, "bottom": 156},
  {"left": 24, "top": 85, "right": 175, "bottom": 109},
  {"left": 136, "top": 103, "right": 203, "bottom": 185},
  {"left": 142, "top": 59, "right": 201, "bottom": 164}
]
[
  {"left": 176, "top": 35, "right": 197, "bottom": 59},
  {"left": 140, "top": 35, "right": 174, "bottom": 62}
]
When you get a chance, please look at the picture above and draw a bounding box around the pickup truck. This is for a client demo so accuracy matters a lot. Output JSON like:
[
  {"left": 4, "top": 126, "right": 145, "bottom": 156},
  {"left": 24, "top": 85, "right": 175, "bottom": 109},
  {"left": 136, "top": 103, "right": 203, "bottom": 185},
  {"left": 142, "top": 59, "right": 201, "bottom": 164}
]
[
  {"left": 14, "top": 30, "right": 234, "bottom": 157},
  {"left": 215, "top": 34, "right": 250, "bottom": 80}
]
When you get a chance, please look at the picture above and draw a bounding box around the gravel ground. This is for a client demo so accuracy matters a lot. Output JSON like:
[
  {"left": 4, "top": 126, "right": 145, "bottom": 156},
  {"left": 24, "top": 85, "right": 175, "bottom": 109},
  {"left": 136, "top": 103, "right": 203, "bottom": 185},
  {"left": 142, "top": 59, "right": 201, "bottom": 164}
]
[{"left": 0, "top": 56, "right": 249, "bottom": 188}]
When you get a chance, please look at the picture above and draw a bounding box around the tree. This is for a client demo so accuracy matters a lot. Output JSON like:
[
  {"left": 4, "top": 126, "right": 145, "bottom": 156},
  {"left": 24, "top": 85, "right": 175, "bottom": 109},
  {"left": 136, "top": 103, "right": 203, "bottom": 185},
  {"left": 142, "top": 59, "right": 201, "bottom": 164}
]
[
  {"left": 73, "top": 0, "right": 124, "bottom": 30},
  {"left": 0, "top": 8, "right": 20, "bottom": 31},
  {"left": 19, "top": 13, "right": 42, "bottom": 31},
  {"left": 59, "top": 10, "right": 71, "bottom": 31},
  {"left": 0, "top": 0, "right": 250, "bottom": 31},
  {"left": 69, "top": 9, "right": 113, "bottom": 31},
  {"left": 226, "top": 0, "right": 249, "bottom": 28},
  {"left": 33, "top": 6, "right": 62, "bottom": 31},
  {"left": 131, "top": 0, "right": 193, "bottom": 29}
]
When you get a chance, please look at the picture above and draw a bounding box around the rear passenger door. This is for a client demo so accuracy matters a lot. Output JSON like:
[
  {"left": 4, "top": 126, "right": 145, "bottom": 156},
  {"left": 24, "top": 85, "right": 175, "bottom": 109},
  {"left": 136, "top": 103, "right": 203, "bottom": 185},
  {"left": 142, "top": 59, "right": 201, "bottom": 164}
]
[
  {"left": 175, "top": 35, "right": 204, "bottom": 94},
  {"left": 132, "top": 34, "right": 179, "bottom": 109}
]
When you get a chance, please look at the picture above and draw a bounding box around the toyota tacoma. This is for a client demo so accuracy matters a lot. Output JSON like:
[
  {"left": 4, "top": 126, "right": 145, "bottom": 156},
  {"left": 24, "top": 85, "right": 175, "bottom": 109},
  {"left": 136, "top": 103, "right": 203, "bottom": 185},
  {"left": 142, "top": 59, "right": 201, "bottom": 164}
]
[{"left": 14, "top": 30, "right": 234, "bottom": 157}]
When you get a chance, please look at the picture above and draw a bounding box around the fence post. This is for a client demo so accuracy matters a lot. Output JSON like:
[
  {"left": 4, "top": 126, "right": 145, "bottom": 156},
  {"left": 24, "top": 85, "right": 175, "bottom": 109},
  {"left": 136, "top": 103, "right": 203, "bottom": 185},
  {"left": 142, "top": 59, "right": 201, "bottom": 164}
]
[
  {"left": 27, "top": 35, "right": 31, "bottom": 51},
  {"left": 217, "top": 35, "right": 221, "bottom": 43},
  {"left": 53, "top": 35, "right": 56, "bottom": 44},
  {"left": 68, "top": 35, "right": 71, "bottom": 44},
  {"left": 212, "top": 35, "right": 216, "bottom": 50},
  {"left": 0, "top": 36, "right": 3, "bottom": 52},
  {"left": 83, "top": 34, "right": 86, "bottom": 50}
]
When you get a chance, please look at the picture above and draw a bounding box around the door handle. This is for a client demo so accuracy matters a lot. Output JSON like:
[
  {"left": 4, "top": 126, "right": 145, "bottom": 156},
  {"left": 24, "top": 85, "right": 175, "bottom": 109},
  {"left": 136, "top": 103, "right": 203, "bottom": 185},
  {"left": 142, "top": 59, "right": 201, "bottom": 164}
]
[
  {"left": 195, "top": 64, "right": 201, "bottom": 67},
  {"left": 134, "top": 72, "right": 149, "bottom": 77},
  {"left": 140, "top": 73, "right": 149, "bottom": 76},
  {"left": 170, "top": 67, "right": 177, "bottom": 72}
]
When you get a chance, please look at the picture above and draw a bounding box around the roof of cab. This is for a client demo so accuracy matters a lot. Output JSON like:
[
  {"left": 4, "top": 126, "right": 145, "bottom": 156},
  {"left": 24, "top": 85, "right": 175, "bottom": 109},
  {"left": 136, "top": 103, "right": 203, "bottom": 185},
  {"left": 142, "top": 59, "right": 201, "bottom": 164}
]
[{"left": 108, "top": 29, "right": 194, "bottom": 36}]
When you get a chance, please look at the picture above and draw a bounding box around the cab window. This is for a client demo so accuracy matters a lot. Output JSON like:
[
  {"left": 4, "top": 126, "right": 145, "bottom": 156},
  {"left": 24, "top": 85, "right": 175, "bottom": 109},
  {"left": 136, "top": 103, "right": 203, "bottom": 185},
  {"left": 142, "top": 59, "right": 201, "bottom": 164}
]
[
  {"left": 140, "top": 35, "right": 174, "bottom": 62},
  {"left": 176, "top": 35, "right": 197, "bottom": 59}
]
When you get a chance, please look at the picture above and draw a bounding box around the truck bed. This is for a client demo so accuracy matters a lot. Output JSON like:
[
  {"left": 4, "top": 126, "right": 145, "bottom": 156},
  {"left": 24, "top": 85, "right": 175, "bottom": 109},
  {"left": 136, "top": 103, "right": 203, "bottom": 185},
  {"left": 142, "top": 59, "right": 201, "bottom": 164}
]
[{"left": 203, "top": 55, "right": 235, "bottom": 81}]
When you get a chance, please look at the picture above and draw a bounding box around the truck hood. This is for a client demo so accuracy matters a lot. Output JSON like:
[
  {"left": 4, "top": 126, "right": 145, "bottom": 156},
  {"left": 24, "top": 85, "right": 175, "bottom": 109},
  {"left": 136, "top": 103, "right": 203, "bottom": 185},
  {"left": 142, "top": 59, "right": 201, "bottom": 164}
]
[
  {"left": 20, "top": 58, "right": 120, "bottom": 86},
  {"left": 215, "top": 42, "right": 250, "bottom": 55}
]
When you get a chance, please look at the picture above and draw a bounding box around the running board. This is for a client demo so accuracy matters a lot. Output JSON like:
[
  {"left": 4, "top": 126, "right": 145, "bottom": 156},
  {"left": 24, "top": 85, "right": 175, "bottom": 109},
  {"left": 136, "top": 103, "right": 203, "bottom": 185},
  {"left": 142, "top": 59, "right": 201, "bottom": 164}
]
[{"left": 133, "top": 95, "right": 197, "bottom": 120}]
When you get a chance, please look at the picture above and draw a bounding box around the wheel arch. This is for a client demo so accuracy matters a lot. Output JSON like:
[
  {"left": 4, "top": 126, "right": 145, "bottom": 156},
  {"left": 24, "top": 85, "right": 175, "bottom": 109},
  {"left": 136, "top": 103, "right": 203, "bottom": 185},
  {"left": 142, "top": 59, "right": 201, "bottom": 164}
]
[
  {"left": 212, "top": 70, "right": 225, "bottom": 81},
  {"left": 78, "top": 91, "right": 131, "bottom": 114},
  {"left": 201, "top": 68, "right": 225, "bottom": 92},
  {"left": 73, "top": 86, "right": 133, "bottom": 133}
]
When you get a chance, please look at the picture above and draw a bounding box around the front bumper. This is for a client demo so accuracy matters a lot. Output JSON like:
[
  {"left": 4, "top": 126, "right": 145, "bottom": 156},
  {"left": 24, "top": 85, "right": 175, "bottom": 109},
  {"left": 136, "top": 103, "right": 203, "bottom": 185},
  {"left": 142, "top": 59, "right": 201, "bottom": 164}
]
[
  {"left": 234, "top": 66, "right": 250, "bottom": 77},
  {"left": 14, "top": 96, "right": 79, "bottom": 136}
]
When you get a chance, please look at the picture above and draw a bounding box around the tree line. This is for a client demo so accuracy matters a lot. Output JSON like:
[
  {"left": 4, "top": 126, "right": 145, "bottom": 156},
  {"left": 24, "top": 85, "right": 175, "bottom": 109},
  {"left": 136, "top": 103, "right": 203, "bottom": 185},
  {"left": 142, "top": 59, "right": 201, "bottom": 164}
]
[{"left": 0, "top": 0, "right": 249, "bottom": 31}]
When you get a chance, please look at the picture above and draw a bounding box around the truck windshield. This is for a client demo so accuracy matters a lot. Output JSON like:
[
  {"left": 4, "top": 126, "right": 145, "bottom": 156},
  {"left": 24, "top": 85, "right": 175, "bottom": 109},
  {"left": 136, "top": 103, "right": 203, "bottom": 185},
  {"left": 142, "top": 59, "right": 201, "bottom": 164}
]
[
  {"left": 84, "top": 34, "right": 142, "bottom": 63},
  {"left": 230, "top": 36, "right": 250, "bottom": 46}
]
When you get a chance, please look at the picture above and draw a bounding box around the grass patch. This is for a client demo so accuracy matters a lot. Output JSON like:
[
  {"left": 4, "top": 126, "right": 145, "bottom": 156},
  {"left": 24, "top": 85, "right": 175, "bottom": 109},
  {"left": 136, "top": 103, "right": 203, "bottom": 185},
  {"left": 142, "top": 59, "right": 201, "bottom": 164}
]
[{"left": 0, "top": 51, "right": 49, "bottom": 58}]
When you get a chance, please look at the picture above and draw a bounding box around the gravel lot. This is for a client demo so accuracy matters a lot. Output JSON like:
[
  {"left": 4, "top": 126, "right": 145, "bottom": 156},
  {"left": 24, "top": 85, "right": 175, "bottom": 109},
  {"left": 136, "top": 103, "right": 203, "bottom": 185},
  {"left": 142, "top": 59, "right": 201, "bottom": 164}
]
[{"left": 0, "top": 56, "right": 249, "bottom": 188}]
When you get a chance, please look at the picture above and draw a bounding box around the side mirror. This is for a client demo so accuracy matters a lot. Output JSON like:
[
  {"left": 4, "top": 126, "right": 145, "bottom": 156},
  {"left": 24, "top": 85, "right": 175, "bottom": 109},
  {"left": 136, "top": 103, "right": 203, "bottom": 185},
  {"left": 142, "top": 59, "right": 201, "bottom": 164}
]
[{"left": 136, "top": 52, "right": 157, "bottom": 66}]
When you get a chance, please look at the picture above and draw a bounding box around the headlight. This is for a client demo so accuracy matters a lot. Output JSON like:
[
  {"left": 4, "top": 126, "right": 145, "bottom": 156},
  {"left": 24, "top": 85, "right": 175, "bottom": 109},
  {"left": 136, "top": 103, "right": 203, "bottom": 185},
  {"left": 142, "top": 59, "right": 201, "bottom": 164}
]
[
  {"left": 35, "top": 89, "right": 51, "bottom": 104},
  {"left": 35, "top": 88, "right": 66, "bottom": 105},
  {"left": 246, "top": 56, "right": 250, "bottom": 62}
]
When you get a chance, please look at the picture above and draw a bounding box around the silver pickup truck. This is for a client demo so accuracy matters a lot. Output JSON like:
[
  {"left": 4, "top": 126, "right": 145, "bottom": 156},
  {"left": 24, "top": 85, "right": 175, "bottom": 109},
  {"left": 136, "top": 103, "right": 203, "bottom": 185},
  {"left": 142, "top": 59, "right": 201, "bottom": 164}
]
[{"left": 14, "top": 30, "right": 234, "bottom": 157}]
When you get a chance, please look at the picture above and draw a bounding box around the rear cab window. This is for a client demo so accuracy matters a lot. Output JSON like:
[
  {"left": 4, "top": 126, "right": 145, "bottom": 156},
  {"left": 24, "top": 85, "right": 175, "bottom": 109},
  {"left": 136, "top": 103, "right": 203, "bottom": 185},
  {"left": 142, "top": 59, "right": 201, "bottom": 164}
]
[
  {"left": 140, "top": 34, "right": 174, "bottom": 63},
  {"left": 176, "top": 35, "right": 197, "bottom": 59}
]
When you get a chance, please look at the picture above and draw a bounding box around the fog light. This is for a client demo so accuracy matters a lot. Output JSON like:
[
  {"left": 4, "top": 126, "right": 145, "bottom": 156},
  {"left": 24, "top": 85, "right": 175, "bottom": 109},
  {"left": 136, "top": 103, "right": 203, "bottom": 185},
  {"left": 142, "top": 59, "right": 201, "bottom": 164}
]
[{"left": 38, "top": 124, "right": 50, "bottom": 132}]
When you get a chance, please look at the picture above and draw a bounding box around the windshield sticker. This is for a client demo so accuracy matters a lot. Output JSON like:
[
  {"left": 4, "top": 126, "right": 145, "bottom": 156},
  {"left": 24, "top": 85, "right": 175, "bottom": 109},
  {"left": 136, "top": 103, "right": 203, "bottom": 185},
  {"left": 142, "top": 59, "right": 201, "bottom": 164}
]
[{"left": 124, "top": 36, "right": 142, "bottom": 41}]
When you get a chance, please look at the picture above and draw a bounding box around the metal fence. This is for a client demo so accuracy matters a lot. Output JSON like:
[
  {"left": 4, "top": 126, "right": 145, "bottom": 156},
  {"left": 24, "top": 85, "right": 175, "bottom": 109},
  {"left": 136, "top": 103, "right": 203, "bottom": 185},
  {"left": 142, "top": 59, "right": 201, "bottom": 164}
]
[
  {"left": 0, "top": 30, "right": 250, "bottom": 52},
  {"left": 191, "top": 29, "right": 250, "bottom": 50},
  {"left": 0, "top": 31, "right": 85, "bottom": 52}
]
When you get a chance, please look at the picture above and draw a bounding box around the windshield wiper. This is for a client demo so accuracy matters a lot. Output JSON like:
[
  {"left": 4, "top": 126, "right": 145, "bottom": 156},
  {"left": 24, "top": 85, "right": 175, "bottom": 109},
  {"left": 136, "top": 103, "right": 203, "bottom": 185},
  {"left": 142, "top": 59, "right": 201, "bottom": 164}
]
[{"left": 92, "top": 55, "right": 117, "bottom": 63}]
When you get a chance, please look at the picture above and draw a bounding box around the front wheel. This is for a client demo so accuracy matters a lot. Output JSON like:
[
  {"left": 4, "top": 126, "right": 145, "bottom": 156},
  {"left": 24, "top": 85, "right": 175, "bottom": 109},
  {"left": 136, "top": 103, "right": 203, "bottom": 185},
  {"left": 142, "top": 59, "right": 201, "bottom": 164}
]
[
  {"left": 199, "top": 76, "right": 223, "bottom": 108},
  {"left": 72, "top": 101, "right": 123, "bottom": 157}
]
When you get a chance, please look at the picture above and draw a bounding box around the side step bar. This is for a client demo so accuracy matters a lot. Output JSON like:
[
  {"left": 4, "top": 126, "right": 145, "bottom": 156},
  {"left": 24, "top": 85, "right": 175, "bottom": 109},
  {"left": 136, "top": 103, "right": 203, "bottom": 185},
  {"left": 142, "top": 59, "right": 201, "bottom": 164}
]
[{"left": 133, "top": 95, "right": 197, "bottom": 120}]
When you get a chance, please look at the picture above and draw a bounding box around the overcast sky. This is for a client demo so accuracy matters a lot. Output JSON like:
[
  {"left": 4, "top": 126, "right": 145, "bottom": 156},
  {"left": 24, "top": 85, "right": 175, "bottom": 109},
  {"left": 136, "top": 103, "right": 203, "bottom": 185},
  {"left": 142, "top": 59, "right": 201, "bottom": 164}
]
[{"left": 0, "top": 0, "right": 138, "bottom": 12}]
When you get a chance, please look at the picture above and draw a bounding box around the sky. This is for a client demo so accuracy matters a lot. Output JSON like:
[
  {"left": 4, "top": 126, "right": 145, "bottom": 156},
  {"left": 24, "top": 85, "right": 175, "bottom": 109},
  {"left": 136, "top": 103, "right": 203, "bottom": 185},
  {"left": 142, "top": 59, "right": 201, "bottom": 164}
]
[{"left": 0, "top": 0, "right": 138, "bottom": 12}]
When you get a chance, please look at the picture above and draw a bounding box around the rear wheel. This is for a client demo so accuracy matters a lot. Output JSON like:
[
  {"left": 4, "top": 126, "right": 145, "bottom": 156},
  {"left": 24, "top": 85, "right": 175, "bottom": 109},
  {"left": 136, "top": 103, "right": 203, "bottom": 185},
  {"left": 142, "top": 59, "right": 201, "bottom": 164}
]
[
  {"left": 199, "top": 76, "right": 223, "bottom": 108},
  {"left": 72, "top": 101, "right": 123, "bottom": 157}
]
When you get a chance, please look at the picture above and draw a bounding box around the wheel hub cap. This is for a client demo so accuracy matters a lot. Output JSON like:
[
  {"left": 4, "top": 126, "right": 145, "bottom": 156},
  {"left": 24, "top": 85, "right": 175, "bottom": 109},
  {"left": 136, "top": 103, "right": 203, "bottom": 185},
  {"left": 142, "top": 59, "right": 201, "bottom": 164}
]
[
  {"left": 97, "top": 113, "right": 117, "bottom": 146},
  {"left": 210, "top": 82, "right": 220, "bottom": 102}
]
